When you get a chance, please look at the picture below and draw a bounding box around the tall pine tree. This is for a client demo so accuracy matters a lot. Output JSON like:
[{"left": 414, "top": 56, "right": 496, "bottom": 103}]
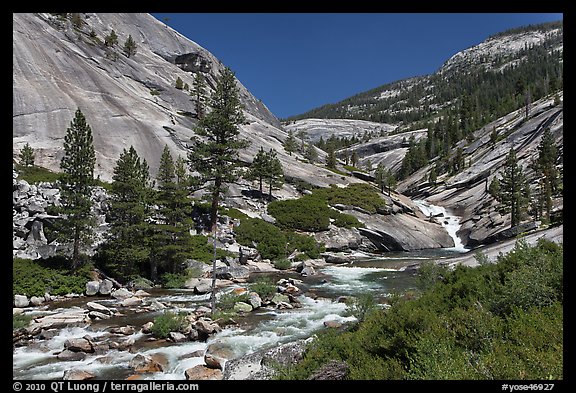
[
  {"left": 19, "top": 142, "right": 35, "bottom": 167},
  {"left": 98, "top": 146, "right": 152, "bottom": 279},
  {"left": 497, "top": 148, "right": 531, "bottom": 228},
  {"left": 58, "top": 109, "right": 96, "bottom": 271},
  {"left": 188, "top": 67, "right": 249, "bottom": 313},
  {"left": 192, "top": 73, "right": 208, "bottom": 120}
]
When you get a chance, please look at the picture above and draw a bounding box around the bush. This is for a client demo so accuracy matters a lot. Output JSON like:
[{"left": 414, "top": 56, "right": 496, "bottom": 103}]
[
  {"left": 218, "top": 291, "right": 250, "bottom": 311},
  {"left": 13, "top": 314, "right": 33, "bottom": 330},
  {"left": 151, "top": 311, "right": 186, "bottom": 338},
  {"left": 273, "top": 258, "right": 292, "bottom": 270},
  {"left": 13, "top": 257, "right": 93, "bottom": 296},
  {"left": 249, "top": 278, "right": 277, "bottom": 299},
  {"left": 268, "top": 195, "right": 331, "bottom": 232},
  {"left": 235, "top": 218, "right": 287, "bottom": 260},
  {"left": 14, "top": 163, "right": 60, "bottom": 184},
  {"left": 280, "top": 239, "right": 563, "bottom": 380},
  {"left": 188, "top": 235, "right": 230, "bottom": 263},
  {"left": 312, "top": 183, "right": 386, "bottom": 214},
  {"left": 329, "top": 209, "right": 364, "bottom": 229}
]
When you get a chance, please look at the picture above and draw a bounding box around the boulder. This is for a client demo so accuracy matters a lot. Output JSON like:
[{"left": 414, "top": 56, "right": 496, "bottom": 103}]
[
  {"left": 57, "top": 350, "right": 87, "bottom": 361},
  {"left": 223, "top": 338, "right": 312, "bottom": 380},
  {"left": 270, "top": 293, "right": 290, "bottom": 305},
  {"left": 121, "top": 297, "right": 143, "bottom": 307},
  {"left": 204, "top": 341, "right": 235, "bottom": 370},
  {"left": 29, "top": 296, "right": 45, "bottom": 306},
  {"left": 85, "top": 281, "right": 101, "bottom": 296},
  {"left": 88, "top": 311, "right": 110, "bottom": 320},
  {"left": 184, "top": 365, "right": 223, "bottom": 380},
  {"left": 168, "top": 332, "right": 188, "bottom": 343},
  {"left": 64, "top": 338, "right": 94, "bottom": 353},
  {"left": 128, "top": 354, "right": 164, "bottom": 373},
  {"left": 111, "top": 288, "right": 133, "bottom": 300},
  {"left": 248, "top": 292, "right": 262, "bottom": 309},
  {"left": 141, "top": 322, "right": 154, "bottom": 334},
  {"left": 110, "top": 326, "right": 136, "bottom": 335},
  {"left": 14, "top": 294, "right": 29, "bottom": 308},
  {"left": 98, "top": 279, "right": 114, "bottom": 295},
  {"left": 233, "top": 302, "right": 253, "bottom": 313},
  {"left": 63, "top": 369, "right": 95, "bottom": 380},
  {"left": 86, "top": 301, "right": 112, "bottom": 315}
]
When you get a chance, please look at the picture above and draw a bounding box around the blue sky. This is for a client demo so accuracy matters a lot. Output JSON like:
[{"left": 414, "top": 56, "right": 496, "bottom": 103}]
[{"left": 152, "top": 13, "right": 563, "bottom": 119}]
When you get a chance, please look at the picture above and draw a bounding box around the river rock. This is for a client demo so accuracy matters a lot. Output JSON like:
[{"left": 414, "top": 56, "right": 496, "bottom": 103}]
[
  {"left": 248, "top": 292, "right": 262, "bottom": 309},
  {"left": 13, "top": 308, "right": 24, "bottom": 315},
  {"left": 168, "top": 332, "right": 188, "bottom": 342},
  {"left": 99, "top": 279, "right": 114, "bottom": 295},
  {"left": 86, "top": 301, "right": 112, "bottom": 314},
  {"left": 270, "top": 293, "right": 290, "bottom": 305},
  {"left": 121, "top": 297, "right": 143, "bottom": 307},
  {"left": 14, "top": 294, "right": 29, "bottom": 308},
  {"left": 85, "top": 281, "right": 101, "bottom": 296},
  {"left": 129, "top": 354, "right": 164, "bottom": 373},
  {"left": 57, "top": 349, "right": 87, "bottom": 361},
  {"left": 204, "top": 341, "right": 235, "bottom": 370},
  {"left": 134, "top": 290, "right": 151, "bottom": 297},
  {"left": 223, "top": 338, "right": 313, "bottom": 380},
  {"left": 111, "top": 288, "right": 133, "bottom": 300},
  {"left": 63, "top": 369, "right": 95, "bottom": 380},
  {"left": 141, "top": 322, "right": 154, "bottom": 334},
  {"left": 110, "top": 326, "right": 136, "bottom": 335},
  {"left": 88, "top": 311, "right": 110, "bottom": 320},
  {"left": 184, "top": 365, "right": 223, "bottom": 380},
  {"left": 29, "top": 296, "right": 44, "bottom": 307},
  {"left": 233, "top": 302, "right": 253, "bottom": 313},
  {"left": 64, "top": 338, "right": 94, "bottom": 353}
]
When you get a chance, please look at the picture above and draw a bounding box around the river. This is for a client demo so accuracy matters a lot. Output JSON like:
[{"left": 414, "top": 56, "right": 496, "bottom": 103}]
[{"left": 13, "top": 201, "right": 470, "bottom": 380}]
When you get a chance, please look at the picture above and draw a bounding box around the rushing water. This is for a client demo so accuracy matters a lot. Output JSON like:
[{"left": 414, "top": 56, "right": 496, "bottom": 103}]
[
  {"left": 413, "top": 199, "right": 469, "bottom": 252},
  {"left": 13, "top": 202, "right": 470, "bottom": 380}
]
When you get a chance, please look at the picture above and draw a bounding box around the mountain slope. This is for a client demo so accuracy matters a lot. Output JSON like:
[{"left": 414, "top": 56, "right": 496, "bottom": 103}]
[{"left": 12, "top": 13, "right": 355, "bottom": 189}]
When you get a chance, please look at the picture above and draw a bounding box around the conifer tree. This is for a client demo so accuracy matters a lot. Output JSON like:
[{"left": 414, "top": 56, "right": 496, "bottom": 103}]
[
  {"left": 246, "top": 147, "right": 268, "bottom": 196},
  {"left": 19, "top": 142, "right": 35, "bottom": 167},
  {"left": 496, "top": 148, "right": 531, "bottom": 228},
  {"left": 375, "top": 163, "right": 386, "bottom": 193},
  {"left": 265, "top": 149, "right": 284, "bottom": 200},
  {"left": 187, "top": 67, "right": 249, "bottom": 313},
  {"left": 58, "top": 109, "right": 96, "bottom": 271},
  {"left": 351, "top": 151, "right": 359, "bottom": 168},
  {"left": 534, "top": 128, "right": 558, "bottom": 222},
  {"left": 98, "top": 146, "right": 151, "bottom": 279},
  {"left": 305, "top": 143, "right": 318, "bottom": 164},
  {"left": 326, "top": 145, "right": 337, "bottom": 169},
  {"left": 104, "top": 29, "right": 118, "bottom": 47},
  {"left": 175, "top": 76, "right": 184, "bottom": 90},
  {"left": 192, "top": 73, "right": 208, "bottom": 119},
  {"left": 152, "top": 146, "right": 194, "bottom": 278},
  {"left": 283, "top": 130, "right": 298, "bottom": 156},
  {"left": 123, "top": 34, "right": 137, "bottom": 58}
]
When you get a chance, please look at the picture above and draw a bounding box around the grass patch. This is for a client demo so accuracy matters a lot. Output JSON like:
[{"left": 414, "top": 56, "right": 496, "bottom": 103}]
[
  {"left": 15, "top": 164, "right": 60, "bottom": 184},
  {"left": 13, "top": 314, "right": 33, "bottom": 330},
  {"left": 151, "top": 311, "right": 186, "bottom": 338}
]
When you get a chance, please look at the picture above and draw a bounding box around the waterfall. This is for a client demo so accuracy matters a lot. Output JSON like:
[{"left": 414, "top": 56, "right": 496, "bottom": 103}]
[{"left": 413, "top": 200, "right": 469, "bottom": 253}]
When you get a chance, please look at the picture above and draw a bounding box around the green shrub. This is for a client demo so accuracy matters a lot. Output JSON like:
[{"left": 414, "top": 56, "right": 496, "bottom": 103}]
[
  {"left": 280, "top": 239, "right": 563, "bottom": 380},
  {"left": 188, "top": 235, "right": 230, "bottom": 263},
  {"left": 273, "top": 258, "right": 292, "bottom": 270},
  {"left": 268, "top": 195, "right": 331, "bottom": 232},
  {"left": 249, "top": 278, "right": 277, "bottom": 299},
  {"left": 312, "top": 183, "right": 386, "bottom": 214},
  {"left": 235, "top": 218, "right": 287, "bottom": 260},
  {"left": 151, "top": 311, "right": 186, "bottom": 338},
  {"left": 13, "top": 257, "right": 93, "bottom": 296},
  {"left": 13, "top": 314, "right": 33, "bottom": 330},
  {"left": 14, "top": 164, "right": 60, "bottom": 184},
  {"left": 329, "top": 209, "right": 364, "bottom": 229},
  {"left": 285, "top": 232, "right": 324, "bottom": 259},
  {"left": 218, "top": 292, "right": 250, "bottom": 311}
]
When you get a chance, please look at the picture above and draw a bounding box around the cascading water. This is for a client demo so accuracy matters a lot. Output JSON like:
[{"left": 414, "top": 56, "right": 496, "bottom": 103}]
[{"left": 413, "top": 199, "right": 469, "bottom": 253}]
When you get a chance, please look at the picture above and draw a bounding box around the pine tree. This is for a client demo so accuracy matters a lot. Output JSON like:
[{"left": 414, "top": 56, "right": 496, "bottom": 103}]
[
  {"left": 152, "top": 146, "right": 194, "bottom": 279},
  {"left": 19, "top": 142, "right": 35, "bottom": 167},
  {"left": 375, "top": 163, "right": 386, "bottom": 193},
  {"left": 104, "top": 29, "right": 118, "bottom": 47},
  {"left": 283, "top": 130, "right": 298, "bottom": 156},
  {"left": 175, "top": 76, "right": 184, "bottom": 90},
  {"left": 326, "top": 145, "right": 337, "bottom": 169},
  {"left": 305, "top": 143, "right": 318, "bottom": 164},
  {"left": 98, "top": 146, "right": 151, "bottom": 279},
  {"left": 265, "top": 149, "right": 284, "bottom": 200},
  {"left": 187, "top": 67, "right": 249, "bottom": 313},
  {"left": 192, "top": 73, "right": 208, "bottom": 119},
  {"left": 534, "top": 127, "right": 558, "bottom": 222},
  {"left": 497, "top": 148, "right": 531, "bottom": 228},
  {"left": 57, "top": 109, "right": 96, "bottom": 271},
  {"left": 247, "top": 147, "right": 268, "bottom": 196},
  {"left": 351, "top": 151, "right": 359, "bottom": 168},
  {"left": 296, "top": 130, "right": 307, "bottom": 152},
  {"left": 123, "top": 34, "right": 137, "bottom": 58}
]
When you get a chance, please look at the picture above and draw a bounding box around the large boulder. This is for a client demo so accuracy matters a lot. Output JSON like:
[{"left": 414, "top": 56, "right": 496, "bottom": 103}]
[
  {"left": 128, "top": 354, "right": 164, "bottom": 373},
  {"left": 14, "top": 295, "right": 29, "bottom": 308},
  {"left": 204, "top": 341, "right": 235, "bottom": 370},
  {"left": 223, "top": 338, "right": 313, "bottom": 380},
  {"left": 85, "top": 281, "right": 101, "bottom": 296},
  {"left": 185, "top": 365, "right": 223, "bottom": 380}
]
